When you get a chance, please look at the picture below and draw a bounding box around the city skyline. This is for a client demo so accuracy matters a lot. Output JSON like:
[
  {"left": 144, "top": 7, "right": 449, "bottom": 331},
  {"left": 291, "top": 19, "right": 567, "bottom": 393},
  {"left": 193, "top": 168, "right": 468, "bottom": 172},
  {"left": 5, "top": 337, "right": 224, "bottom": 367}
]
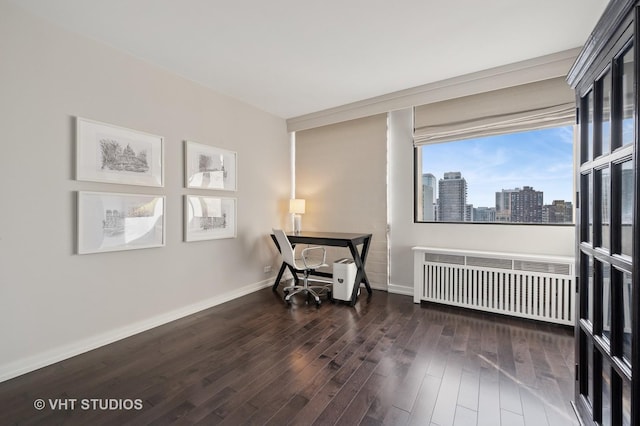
[
  {"left": 421, "top": 126, "right": 574, "bottom": 208},
  {"left": 422, "top": 175, "right": 573, "bottom": 223}
]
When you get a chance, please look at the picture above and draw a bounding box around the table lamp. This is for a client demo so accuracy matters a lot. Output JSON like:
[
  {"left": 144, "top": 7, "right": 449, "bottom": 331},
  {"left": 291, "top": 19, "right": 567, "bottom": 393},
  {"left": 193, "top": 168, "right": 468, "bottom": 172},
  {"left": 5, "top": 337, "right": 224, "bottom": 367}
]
[{"left": 289, "top": 199, "right": 305, "bottom": 234}]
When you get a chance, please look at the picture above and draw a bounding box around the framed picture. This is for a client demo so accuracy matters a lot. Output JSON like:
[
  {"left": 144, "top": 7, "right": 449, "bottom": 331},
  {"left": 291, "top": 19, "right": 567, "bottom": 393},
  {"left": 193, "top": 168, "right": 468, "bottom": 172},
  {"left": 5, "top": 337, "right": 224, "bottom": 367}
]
[
  {"left": 78, "top": 191, "right": 165, "bottom": 254},
  {"left": 184, "top": 141, "right": 237, "bottom": 191},
  {"left": 76, "top": 117, "right": 164, "bottom": 187},
  {"left": 184, "top": 195, "right": 237, "bottom": 241}
]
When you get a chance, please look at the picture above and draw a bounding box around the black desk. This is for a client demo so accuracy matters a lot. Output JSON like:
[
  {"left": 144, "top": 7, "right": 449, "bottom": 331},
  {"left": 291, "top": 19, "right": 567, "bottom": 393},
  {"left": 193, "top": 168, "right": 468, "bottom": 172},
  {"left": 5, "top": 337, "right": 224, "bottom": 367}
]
[{"left": 270, "top": 231, "right": 373, "bottom": 306}]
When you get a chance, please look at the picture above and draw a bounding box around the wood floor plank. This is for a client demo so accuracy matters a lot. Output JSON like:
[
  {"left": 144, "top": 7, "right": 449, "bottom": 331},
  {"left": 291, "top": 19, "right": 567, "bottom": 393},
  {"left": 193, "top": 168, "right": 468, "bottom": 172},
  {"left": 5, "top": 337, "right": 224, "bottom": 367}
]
[
  {"left": 390, "top": 320, "right": 445, "bottom": 413},
  {"left": 454, "top": 404, "right": 478, "bottom": 426},
  {"left": 477, "top": 357, "right": 501, "bottom": 426},
  {"left": 380, "top": 406, "right": 410, "bottom": 426},
  {"left": 271, "top": 308, "right": 392, "bottom": 425},
  {"left": 289, "top": 309, "right": 402, "bottom": 425},
  {"left": 104, "top": 313, "right": 330, "bottom": 424},
  {"left": 406, "top": 374, "right": 441, "bottom": 425},
  {"left": 0, "top": 289, "right": 579, "bottom": 426},
  {"left": 356, "top": 316, "right": 421, "bottom": 424},
  {"left": 511, "top": 331, "right": 537, "bottom": 388},
  {"left": 240, "top": 325, "right": 347, "bottom": 424},
  {"left": 501, "top": 408, "right": 526, "bottom": 426},
  {"left": 457, "top": 369, "right": 479, "bottom": 411},
  {"left": 244, "top": 317, "right": 372, "bottom": 424},
  {"left": 520, "top": 386, "right": 550, "bottom": 426},
  {"left": 499, "top": 372, "right": 524, "bottom": 416},
  {"left": 335, "top": 371, "right": 386, "bottom": 426},
  {"left": 430, "top": 352, "right": 464, "bottom": 426},
  {"left": 315, "top": 315, "right": 400, "bottom": 426}
]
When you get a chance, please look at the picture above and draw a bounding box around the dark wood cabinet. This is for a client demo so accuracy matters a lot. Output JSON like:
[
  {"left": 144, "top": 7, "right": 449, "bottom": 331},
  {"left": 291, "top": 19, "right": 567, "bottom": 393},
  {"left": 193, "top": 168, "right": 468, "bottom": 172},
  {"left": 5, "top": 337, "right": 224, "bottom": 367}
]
[{"left": 568, "top": 1, "right": 639, "bottom": 424}]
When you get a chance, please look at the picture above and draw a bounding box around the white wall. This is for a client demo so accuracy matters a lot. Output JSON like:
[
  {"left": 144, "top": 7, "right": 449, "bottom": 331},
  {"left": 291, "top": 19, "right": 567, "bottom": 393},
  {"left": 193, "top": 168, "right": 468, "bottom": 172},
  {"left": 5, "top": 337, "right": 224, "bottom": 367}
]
[
  {"left": 388, "top": 108, "right": 575, "bottom": 294},
  {"left": 0, "top": 2, "right": 290, "bottom": 381}
]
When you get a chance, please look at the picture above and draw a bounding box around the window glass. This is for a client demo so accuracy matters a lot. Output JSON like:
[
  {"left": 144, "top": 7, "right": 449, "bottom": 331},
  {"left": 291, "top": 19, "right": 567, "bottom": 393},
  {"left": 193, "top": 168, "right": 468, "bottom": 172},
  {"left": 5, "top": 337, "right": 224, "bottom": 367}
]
[
  {"left": 601, "top": 262, "right": 611, "bottom": 343},
  {"left": 623, "top": 377, "right": 631, "bottom": 426},
  {"left": 602, "top": 359, "right": 612, "bottom": 426},
  {"left": 588, "top": 338, "right": 594, "bottom": 406},
  {"left": 585, "top": 92, "right": 594, "bottom": 163},
  {"left": 623, "top": 271, "right": 632, "bottom": 365},
  {"left": 582, "top": 173, "right": 593, "bottom": 243},
  {"left": 620, "top": 160, "right": 633, "bottom": 257},
  {"left": 589, "top": 175, "right": 593, "bottom": 243},
  {"left": 598, "top": 167, "right": 610, "bottom": 249},
  {"left": 583, "top": 253, "right": 594, "bottom": 323},
  {"left": 416, "top": 126, "right": 573, "bottom": 223},
  {"left": 622, "top": 49, "right": 634, "bottom": 148},
  {"left": 601, "top": 72, "right": 612, "bottom": 156}
]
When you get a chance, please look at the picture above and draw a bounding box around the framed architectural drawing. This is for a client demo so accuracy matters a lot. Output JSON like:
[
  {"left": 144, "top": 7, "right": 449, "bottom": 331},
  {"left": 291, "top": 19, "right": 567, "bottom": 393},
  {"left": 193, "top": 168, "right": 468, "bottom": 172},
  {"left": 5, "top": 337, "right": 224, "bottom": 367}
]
[
  {"left": 78, "top": 191, "right": 165, "bottom": 254},
  {"left": 184, "top": 141, "right": 237, "bottom": 191},
  {"left": 184, "top": 195, "right": 237, "bottom": 241},
  {"left": 76, "top": 117, "right": 164, "bottom": 187}
]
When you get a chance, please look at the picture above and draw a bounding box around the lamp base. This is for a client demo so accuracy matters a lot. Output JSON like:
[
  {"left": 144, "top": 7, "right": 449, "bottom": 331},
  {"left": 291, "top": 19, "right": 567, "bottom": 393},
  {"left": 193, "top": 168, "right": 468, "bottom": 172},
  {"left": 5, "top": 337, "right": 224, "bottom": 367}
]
[{"left": 293, "top": 214, "right": 302, "bottom": 234}]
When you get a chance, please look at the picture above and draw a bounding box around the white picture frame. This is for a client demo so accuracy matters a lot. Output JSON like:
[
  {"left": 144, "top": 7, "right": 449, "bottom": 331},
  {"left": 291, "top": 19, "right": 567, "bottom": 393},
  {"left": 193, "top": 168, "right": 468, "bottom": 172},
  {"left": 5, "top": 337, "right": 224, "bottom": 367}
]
[
  {"left": 76, "top": 117, "right": 164, "bottom": 187},
  {"left": 184, "top": 195, "right": 237, "bottom": 241},
  {"left": 78, "top": 191, "right": 165, "bottom": 254},
  {"left": 184, "top": 141, "right": 237, "bottom": 191}
]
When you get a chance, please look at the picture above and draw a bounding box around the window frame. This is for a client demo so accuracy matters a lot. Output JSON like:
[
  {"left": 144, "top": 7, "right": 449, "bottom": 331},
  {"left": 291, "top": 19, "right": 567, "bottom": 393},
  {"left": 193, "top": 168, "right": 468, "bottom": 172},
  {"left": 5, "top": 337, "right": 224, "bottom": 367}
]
[{"left": 413, "top": 124, "right": 577, "bottom": 226}]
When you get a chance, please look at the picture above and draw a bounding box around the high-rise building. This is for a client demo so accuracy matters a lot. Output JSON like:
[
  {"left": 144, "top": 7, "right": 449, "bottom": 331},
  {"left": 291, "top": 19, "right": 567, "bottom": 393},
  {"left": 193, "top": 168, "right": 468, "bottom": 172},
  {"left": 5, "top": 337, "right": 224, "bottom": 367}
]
[
  {"left": 511, "top": 186, "right": 543, "bottom": 223},
  {"left": 422, "top": 173, "right": 436, "bottom": 221},
  {"left": 465, "top": 204, "right": 474, "bottom": 221},
  {"left": 496, "top": 187, "right": 543, "bottom": 223},
  {"left": 438, "top": 172, "right": 467, "bottom": 222},
  {"left": 495, "top": 188, "right": 517, "bottom": 222},
  {"left": 474, "top": 206, "right": 496, "bottom": 222},
  {"left": 543, "top": 200, "right": 573, "bottom": 223}
]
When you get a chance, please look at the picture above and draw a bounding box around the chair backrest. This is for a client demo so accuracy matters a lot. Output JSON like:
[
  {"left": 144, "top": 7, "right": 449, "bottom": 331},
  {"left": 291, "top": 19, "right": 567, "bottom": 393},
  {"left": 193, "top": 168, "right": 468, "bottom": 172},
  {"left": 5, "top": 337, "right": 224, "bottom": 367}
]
[{"left": 272, "top": 229, "right": 298, "bottom": 269}]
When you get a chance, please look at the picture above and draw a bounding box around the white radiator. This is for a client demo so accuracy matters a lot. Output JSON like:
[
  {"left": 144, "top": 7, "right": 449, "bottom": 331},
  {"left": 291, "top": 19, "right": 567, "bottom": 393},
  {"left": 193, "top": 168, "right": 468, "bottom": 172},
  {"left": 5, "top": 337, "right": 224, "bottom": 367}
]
[{"left": 413, "top": 247, "right": 575, "bottom": 326}]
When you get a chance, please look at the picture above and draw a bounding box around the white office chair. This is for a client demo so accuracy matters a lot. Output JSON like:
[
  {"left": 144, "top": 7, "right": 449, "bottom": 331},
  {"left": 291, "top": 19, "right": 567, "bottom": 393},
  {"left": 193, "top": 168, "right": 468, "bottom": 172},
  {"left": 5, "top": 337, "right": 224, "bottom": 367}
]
[{"left": 272, "top": 228, "right": 332, "bottom": 305}]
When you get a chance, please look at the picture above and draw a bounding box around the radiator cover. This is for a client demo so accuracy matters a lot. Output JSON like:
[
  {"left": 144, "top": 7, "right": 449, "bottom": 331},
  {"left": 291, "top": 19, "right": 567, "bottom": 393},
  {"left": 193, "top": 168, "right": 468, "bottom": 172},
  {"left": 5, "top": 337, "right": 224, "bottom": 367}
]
[{"left": 413, "top": 247, "right": 575, "bottom": 326}]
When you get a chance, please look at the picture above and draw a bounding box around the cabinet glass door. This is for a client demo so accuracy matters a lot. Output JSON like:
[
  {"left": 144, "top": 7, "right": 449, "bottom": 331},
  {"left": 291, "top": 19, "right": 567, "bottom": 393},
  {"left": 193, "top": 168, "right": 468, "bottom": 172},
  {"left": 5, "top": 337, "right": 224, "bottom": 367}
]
[{"left": 576, "top": 42, "right": 635, "bottom": 426}]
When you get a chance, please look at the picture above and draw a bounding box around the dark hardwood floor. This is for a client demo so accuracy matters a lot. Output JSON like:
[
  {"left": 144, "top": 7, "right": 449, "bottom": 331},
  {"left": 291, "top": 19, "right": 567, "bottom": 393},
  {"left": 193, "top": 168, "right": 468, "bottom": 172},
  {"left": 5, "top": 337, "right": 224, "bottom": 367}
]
[{"left": 0, "top": 287, "right": 577, "bottom": 425}]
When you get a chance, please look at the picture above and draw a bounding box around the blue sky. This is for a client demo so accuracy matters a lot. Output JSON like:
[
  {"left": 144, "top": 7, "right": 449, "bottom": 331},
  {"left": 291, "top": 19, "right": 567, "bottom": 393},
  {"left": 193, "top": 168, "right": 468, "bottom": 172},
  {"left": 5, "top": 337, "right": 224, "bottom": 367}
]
[{"left": 421, "top": 126, "right": 574, "bottom": 208}]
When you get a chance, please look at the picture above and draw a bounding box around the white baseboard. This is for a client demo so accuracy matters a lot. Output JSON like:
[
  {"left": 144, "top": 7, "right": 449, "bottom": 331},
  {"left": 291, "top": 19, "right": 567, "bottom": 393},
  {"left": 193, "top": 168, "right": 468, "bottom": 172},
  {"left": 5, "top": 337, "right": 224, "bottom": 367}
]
[
  {"left": 0, "top": 278, "right": 273, "bottom": 383},
  {"left": 388, "top": 282, "right": 414, "bottom": 297}
]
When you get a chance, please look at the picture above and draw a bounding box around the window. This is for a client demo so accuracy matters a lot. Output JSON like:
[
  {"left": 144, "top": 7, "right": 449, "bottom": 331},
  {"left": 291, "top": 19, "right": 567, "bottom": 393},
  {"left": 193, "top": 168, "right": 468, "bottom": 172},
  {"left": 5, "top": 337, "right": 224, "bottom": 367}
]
[
  {"left": 415, "top": 125, "right": 575, "bottom": 224},
  {"left": 413, "top": 75, "right": 576, "bottom": 224}
]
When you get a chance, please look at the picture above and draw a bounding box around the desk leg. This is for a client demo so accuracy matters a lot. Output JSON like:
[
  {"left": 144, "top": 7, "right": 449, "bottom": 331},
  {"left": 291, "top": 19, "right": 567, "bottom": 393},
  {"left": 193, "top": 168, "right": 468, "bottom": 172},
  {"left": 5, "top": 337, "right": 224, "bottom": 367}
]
[
  {"left": 272, "top": 263, "right": 301, "bottom": 291},
  {"left": 347, "top": 236, "right": 372, "bottom": 305},
  {"left": 272, "top": 263, "right": 287, "bottom": 291},
  {"left": 271, "top": 238, "right": 301, "bottom": 291}
]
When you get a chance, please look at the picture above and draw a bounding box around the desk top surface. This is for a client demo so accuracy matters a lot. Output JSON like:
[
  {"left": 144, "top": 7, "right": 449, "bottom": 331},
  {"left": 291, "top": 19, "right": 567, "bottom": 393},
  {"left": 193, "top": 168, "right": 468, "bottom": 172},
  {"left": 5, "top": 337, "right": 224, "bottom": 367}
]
[{"left": 275, "top": 231, "right": 372, "bottom": 242}]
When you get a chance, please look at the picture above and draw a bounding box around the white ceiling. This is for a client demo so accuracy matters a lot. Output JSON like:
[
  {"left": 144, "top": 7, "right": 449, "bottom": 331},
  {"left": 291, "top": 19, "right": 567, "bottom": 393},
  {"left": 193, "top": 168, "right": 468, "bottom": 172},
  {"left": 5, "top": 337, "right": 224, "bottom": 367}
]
[{"left": 10, "top": 0, "right": 609, "bottom": 119}]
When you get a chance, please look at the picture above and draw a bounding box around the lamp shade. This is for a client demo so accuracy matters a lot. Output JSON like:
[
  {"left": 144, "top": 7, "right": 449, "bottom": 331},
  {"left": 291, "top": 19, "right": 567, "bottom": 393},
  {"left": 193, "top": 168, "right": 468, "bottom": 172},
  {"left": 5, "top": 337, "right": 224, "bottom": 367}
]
[{"left": 289, "top": 199, "right": 306, "bottom": 214}]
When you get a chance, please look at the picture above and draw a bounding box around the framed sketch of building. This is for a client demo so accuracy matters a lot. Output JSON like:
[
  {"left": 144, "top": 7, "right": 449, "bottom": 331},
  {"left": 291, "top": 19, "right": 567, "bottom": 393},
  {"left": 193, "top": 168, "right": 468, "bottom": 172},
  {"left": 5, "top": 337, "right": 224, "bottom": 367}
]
[
  {"left": 78, "top": 191, "right": 165, "bottom": 254},
  {"left": 184, "top": 141, "right": 237, "bottom": 191},
  {"left": 76, "top": 117, "right": 164, "bottom": 187},
  {"left": 184, "top": 195, "right": 237, "bottom": 241}
]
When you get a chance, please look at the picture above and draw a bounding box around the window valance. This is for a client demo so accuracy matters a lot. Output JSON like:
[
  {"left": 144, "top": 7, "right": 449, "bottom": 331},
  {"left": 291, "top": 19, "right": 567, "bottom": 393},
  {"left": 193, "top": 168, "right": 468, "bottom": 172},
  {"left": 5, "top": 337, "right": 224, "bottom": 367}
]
[{"left": 413, "top": 76, "right": 575, "bottom": 146}]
